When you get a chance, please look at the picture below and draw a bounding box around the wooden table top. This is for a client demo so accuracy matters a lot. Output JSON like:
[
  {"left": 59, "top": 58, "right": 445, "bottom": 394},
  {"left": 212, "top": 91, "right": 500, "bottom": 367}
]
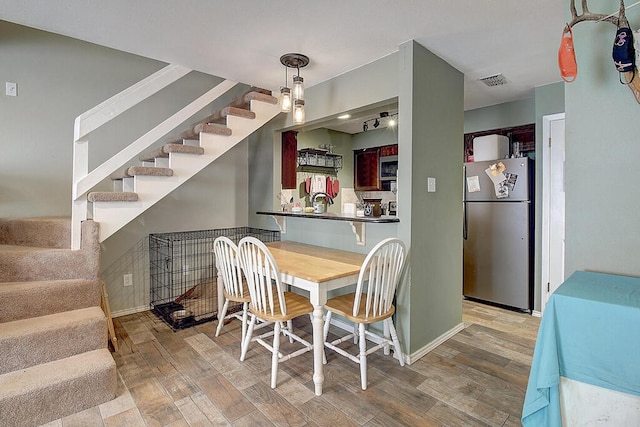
[{"left": 266, "top": 241, "right": 365, "bottom": 284}]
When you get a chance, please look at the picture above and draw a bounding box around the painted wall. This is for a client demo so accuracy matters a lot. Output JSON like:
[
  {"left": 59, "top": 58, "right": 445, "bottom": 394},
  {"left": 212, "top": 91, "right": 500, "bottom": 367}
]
[
  {"left": 398, "top": 41, "right": 464, "bottom": 352},
  {"left": 0, "top": 21, "right": 252, "bottom": 313},
  {"left": 464, "top": 98, "right": 535, "bottom": 134},
  {"left": 564, "top": 0, "right": 640, "bottom": 278}
]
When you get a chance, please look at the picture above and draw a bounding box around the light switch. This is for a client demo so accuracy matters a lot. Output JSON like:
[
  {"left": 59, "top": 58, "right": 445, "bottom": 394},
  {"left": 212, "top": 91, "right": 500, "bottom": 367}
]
[
  {"left": 5, "top": 82, "right": 17, "bottom": 97},
  {"left": 427, "top": 177, "right": 436, "bottom": 192},
  {"left": 123, "top": 274, "right": 133, "bottom": 287}
]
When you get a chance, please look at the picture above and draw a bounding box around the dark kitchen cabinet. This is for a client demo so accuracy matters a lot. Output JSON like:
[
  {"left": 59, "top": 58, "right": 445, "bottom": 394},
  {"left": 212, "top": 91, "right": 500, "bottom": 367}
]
[
  {"left": 281, "top": 131, "right": 297, "bottom": 189},
  {"left": 354, "top": 148, "right": 380, "bottom": 190}
]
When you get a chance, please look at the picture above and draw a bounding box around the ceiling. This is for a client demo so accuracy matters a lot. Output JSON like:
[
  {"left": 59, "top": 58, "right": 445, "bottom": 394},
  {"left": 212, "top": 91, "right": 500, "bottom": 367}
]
[{"left": 1, "top": 0, "right": 566, "bottom": 132}]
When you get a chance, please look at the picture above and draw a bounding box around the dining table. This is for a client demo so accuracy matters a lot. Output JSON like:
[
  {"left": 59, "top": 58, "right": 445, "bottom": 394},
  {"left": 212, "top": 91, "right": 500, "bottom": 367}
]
[{"left": 264, "top": 240, "right": 366, "bottom": 396}]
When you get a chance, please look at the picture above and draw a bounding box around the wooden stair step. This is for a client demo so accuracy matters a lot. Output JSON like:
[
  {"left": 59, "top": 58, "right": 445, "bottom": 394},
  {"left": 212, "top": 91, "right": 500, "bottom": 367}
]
[
  {"left": 139, "top": 143, "right": 204, "bottom": 162},
  {"left": 0, "top": 306, "right": 106, "bottom": 374},
  {"left": 0, "top": 349, "right": 116, "bottom": 427},
  {"left": 87, "top": 192, "right": 138, "bottom": 202},
  {"left": 110, "top": 166, "right": 173, "bottom": 180},
  {"left": 0, "top": 279, "right": 101, "bottom": 323}
]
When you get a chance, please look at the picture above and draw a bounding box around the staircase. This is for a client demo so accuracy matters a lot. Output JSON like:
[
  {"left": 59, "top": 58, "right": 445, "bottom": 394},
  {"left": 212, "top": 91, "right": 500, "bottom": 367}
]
[
  {"left": 0, "top": 217, "right": 117, "bottom": 427},
  {"left": 71, "top": 65, "right": 281, "bottom": 248}
]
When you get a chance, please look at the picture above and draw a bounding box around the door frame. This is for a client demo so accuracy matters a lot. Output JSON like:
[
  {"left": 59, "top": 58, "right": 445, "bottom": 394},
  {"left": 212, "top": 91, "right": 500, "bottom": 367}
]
[{"left": 541, "top": 113, "right": 566, "bottom": 313}]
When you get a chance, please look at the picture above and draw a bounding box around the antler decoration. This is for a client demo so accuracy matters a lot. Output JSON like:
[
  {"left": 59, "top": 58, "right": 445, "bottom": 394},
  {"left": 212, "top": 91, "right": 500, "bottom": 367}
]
[
  {"left": 568, "top": 0, "right": 621, "bottom": 27},
  {"left": 568, "top": 0, "right": 640, "bottom": 103}
]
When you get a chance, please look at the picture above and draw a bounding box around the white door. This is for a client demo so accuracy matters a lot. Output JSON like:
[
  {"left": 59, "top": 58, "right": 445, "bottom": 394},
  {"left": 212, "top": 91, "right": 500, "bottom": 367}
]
[{"left": 541, "top": 113, "right": 566, "bottom": 312}]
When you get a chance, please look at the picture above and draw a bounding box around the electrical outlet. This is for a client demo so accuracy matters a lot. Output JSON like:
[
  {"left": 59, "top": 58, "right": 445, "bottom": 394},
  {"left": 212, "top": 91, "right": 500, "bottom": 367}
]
[
  {"left": 182, "top": 265, "right": 190, "bottom": 276},
  {"left": 427, "top": 177, "right": 436, "bottom": 192},
  {"left": 123, "top": 273, "right": 133, "bottom": 287}
]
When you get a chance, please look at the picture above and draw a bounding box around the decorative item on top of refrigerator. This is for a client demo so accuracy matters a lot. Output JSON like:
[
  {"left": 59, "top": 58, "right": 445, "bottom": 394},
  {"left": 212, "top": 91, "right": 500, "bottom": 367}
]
[{"left": 472, "top": 134, "right": 509, "bottom": 162}]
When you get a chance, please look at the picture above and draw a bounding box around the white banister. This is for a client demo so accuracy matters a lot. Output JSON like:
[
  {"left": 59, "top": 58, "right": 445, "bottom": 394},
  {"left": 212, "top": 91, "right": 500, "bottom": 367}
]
[
  {"left": 70, "top": 62, "right": 238, "bottom": 250},
  {"left": 72, "top": 80, "right": 238, "bottom": 199},
  {"left": 73, "top": 64, "right": 191, "bottom": 142}
]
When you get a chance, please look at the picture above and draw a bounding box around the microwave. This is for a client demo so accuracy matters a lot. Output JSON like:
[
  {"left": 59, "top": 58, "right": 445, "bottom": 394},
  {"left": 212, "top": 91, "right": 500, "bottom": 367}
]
[{"left": 380, "top": 155, "right": 397, "bottom": 191}]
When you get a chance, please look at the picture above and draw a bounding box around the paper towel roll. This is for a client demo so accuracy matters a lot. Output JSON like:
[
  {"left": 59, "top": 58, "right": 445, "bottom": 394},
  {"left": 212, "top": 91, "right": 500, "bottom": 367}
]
[{"left": 343, "top": 203, "right": 356, "bottom": 215}]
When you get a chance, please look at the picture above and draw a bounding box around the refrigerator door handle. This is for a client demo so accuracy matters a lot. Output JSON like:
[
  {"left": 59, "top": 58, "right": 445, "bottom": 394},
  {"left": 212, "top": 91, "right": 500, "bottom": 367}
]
[
  {"left": 463, "top": 165, "right": 468, "bottom": 240},
  {"left": 463, "top": 201, "right": 468, "bottom": 240}
]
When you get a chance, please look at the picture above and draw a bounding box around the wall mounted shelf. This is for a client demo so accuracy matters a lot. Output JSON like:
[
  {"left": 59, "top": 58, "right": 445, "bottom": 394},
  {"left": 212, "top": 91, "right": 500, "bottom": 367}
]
[{"left": 297, "top": 148, "right": 342, "bottom": 173}]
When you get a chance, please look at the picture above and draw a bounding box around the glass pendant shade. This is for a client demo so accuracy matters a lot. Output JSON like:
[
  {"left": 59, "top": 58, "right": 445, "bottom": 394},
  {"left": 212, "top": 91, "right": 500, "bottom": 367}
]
[
  {"left": 293, "top": 99, "right": 305, "bottom": 124},
  {"left": 280, "top": 87, "right": 292, "bottom": 112},
  {"left": 292, "top": 75, "right": 304, "bottom": 101}
]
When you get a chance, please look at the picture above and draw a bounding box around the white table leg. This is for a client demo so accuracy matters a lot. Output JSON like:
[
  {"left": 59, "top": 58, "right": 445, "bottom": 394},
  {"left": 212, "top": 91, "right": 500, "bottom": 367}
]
[{"left": 312, "top": 304, "right": 324, "bottom": 396}]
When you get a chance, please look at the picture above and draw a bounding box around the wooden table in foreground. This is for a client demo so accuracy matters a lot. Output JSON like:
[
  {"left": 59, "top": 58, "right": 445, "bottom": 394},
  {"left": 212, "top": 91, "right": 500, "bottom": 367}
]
[{"left": 265, "top": 241, "right": 366, "bottom": 396}]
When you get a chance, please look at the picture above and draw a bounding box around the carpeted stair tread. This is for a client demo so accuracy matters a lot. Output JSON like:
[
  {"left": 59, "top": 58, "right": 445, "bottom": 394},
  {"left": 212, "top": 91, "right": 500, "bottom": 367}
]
[
  {"left": 0, "top": 279, "right": 100, "bottom": 322},
  {"left": 230, "top": 91, "right": 278, "bottom": 109},
  {"left": 0, "top": 348, "right": 117, "bottom": 427},
  {"left": 110, "top": 166, "right": 173, "bottom": 180},
  {"left": 0, "top": 244, "right": 99, "bottom": 283},
  {"left": 197, "top": 106, "right": 258, "bottom": 128},
  {"left": 0, "top": 217, "right": 71, "bottom": 249},
  {"left": 139, "top": 143, "right": 204, "bottom": 161},
  {"left": 87, "top": 191, "right": 139, "bottom": 203},
  {"left": 187, "top": 122, "right": 232, "bottom": 138},
  {"left": 0, "top": 306, "right": 107, "bottom": 374}
]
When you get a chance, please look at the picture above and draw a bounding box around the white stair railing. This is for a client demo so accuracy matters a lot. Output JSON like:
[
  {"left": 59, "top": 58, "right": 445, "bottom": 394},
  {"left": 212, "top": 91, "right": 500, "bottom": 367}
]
[{"left": 71, "top": 64, "right": 238, "bottom": 250}]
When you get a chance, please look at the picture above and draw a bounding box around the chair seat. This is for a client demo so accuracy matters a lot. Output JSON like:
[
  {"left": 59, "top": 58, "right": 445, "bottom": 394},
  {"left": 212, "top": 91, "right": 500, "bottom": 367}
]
[
  {"left": 223, "top": 281, "right": 252, "bottom": 304},
  {"left": 325, "top": 293, "right": 395, "bottom": 324},
  {"left": 250, "top": 291, "right": 313, "bottom": 322}
]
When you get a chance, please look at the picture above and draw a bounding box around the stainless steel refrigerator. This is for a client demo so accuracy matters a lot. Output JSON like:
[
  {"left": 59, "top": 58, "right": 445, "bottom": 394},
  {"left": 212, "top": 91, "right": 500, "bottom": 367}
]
[{"left": 463, "top": 157, "right": 534, "bottom": 311}]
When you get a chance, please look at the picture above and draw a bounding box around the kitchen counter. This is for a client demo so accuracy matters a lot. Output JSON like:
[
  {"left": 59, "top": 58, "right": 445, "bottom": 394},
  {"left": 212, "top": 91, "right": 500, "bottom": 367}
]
[
  {"left": 257, "top": 211, "right": 398, "bottom": 245},
  {"left": 256, "top": 211, "right": 399, "bottom": 223}
]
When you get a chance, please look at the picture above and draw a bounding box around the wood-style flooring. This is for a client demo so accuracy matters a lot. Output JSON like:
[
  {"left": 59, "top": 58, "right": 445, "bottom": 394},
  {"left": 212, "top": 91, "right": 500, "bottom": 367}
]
[{"left": 41, "top": 300, "right": 540, "bottom": 427}]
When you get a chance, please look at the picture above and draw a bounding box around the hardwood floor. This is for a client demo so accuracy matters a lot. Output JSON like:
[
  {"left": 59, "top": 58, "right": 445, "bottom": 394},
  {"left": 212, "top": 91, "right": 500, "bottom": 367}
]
[{"left": 41, "top": 300, "right": 540, "bottom": 427}]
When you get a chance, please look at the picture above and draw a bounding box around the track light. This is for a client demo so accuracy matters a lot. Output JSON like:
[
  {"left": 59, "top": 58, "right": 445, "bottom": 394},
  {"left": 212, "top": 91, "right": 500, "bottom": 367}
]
[{"left": 362, "top": 112, "right": 398, "bottom": 132}]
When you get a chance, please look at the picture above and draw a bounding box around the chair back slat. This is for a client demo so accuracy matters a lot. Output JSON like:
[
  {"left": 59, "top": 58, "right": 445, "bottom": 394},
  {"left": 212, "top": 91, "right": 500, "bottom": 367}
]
[
  {"left": 237, "top": 237, "right": 287, "bottom": 317},
  {"left": 213, "top": 236, "right": 244, "bottom": 298},
  {"left": 354, "top": 238, "right": 406, "bottom": 319}
]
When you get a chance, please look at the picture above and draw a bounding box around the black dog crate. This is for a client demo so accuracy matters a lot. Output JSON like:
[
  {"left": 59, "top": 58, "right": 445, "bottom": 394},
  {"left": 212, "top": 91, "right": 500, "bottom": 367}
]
[{"left": 149, "top": 227, "right": 280, "bottom": 330}]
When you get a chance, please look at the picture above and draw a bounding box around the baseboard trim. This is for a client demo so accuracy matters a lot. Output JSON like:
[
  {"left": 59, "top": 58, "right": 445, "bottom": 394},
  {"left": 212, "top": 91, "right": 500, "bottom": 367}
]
[
  {"left": 328, "top": 318, "right": 465, "bottom": 366},
  {"left": 406, "top": 322, "right": 465, "bottom": 365},
  {"left": 532, "top": 310, "right": 542, "bottom": 318},
  {"left": 112, "top": 305, "right": 149, "bottom": 318}
]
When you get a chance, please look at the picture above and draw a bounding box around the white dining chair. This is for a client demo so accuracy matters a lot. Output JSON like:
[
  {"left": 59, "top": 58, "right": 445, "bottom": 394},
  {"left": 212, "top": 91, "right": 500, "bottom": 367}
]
[
  {"left": 236, "top": 236, "right": 314, "bottom": 388},
  {"left": 213, "top": 236, "right": 251, "bottom": 345},
  {"left": 323, "top": 237, "right": 406, "bottom": 390}
]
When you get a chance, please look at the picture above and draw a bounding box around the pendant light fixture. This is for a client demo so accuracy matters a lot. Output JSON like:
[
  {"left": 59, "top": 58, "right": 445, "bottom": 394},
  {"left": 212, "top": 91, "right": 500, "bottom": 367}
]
[{"left": 280, "top": 53, "right": 309, "bottom": 123}]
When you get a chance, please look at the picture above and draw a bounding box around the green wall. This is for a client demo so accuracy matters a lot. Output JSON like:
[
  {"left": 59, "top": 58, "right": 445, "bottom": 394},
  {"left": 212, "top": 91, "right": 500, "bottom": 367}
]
[
  {"left": 398, "top": 41, "right": 464, "bottom": 351},
  {"left": 564, "top": 0, "right": 640, "bottom": 278},
  {"left": 464, "top": 98, "right": 535, "bottom": 134}
]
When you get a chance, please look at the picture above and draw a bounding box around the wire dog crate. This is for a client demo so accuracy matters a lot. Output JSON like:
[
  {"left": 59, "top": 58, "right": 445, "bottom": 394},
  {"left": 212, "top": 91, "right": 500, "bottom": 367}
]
[{"left": 149, "top": 227, "right": 280, "bottom": 330}]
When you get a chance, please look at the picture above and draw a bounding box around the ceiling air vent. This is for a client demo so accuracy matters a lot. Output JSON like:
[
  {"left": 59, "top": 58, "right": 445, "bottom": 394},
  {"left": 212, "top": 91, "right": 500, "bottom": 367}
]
[{"left": 479, "top": 74, "right": 509, "bottom": 87}]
